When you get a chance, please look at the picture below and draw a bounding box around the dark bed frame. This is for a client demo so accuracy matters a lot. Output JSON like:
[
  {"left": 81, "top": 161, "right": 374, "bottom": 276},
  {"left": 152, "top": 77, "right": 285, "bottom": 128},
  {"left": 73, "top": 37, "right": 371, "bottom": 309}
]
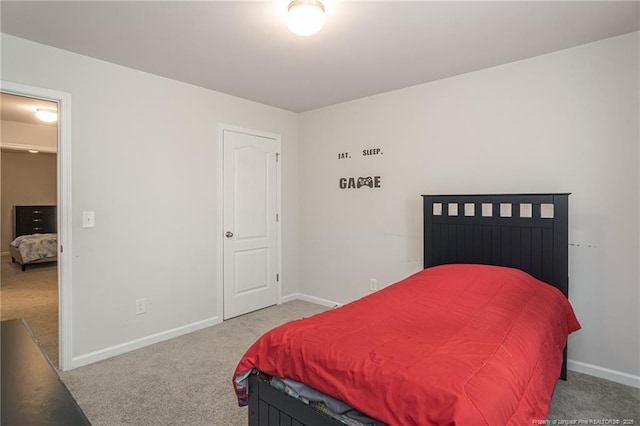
[{"left": 247, "top": 193, "right": 571, "bottom": 426}]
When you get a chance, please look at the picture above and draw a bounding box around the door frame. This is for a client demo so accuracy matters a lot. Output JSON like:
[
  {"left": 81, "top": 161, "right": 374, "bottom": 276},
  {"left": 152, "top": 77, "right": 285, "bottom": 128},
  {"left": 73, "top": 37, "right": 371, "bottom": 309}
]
[
  {"left": 1, "top": 80, "right": 73, "bottom": 370},
  {"left": 216, "top": 124, "right": 282, "bottom": 320}
]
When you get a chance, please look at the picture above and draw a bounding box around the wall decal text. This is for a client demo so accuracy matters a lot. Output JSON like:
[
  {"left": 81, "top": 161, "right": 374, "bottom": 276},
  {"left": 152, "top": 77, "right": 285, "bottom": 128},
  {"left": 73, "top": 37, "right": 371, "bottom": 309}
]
[
  {"left": 362, "top": 148, "right": 383, "bottom": 156},
  {"left": 339, "top": 176, "right": 382, "bottom": 189}
]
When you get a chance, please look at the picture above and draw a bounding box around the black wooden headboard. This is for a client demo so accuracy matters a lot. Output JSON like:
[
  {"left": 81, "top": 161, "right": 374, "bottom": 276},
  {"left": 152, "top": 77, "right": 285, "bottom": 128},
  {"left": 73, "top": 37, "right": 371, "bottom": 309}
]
[
  {"left": 422, "top": 193, "right": 571, "bottom": 379},
  {"left": 423, "top": 193, "right": 569, "bottom": 295}
]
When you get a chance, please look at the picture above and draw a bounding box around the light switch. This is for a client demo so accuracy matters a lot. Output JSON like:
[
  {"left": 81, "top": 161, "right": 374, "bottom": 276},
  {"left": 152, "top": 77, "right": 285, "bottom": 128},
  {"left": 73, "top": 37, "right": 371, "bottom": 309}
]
[{"left": 82, "top": 211, "right": 95, "bottom": 228}]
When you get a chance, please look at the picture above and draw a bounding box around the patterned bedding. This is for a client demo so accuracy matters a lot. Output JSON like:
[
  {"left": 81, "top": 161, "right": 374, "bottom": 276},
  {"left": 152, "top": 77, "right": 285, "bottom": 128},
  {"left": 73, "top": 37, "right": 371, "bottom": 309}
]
[{"left": 10, "top": 233, "right": 57, "bottom": 263}]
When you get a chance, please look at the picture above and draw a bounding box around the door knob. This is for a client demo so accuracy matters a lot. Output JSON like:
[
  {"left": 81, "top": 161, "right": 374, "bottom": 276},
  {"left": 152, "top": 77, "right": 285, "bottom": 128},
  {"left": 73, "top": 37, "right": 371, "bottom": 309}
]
[{"left": 225, "top": 231, "right": 234, "bottom": 238}]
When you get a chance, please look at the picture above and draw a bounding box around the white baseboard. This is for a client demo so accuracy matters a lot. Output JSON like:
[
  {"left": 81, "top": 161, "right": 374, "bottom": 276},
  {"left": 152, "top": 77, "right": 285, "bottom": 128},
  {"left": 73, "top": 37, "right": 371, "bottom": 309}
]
[
  {"left": 280, "top": 293, "right": 298, "bottom": 304},
  {"left": 568, "top": 359, "right": 640, "bottom": 388},
  {"left": 281, "top": 292, "right": 342, "bottom": 308},
  {"left": 71, "top": 316, "right": 221, "bottom": 369},
  {"left": 69, "top": 298, "right": 640, "bottom": 390}
]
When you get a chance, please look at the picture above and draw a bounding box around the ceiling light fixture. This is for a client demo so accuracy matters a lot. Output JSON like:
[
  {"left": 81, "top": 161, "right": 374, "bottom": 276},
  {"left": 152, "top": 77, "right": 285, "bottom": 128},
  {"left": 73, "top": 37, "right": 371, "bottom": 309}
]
[
  {"left": 28, "top": 150, "right": 40, "bottom": 154},
  {"left": 35, "top": 108, "right": 57, "bottom": 123},
  {"left": 286, "top": 0, "right": 326, "bottom": 36}
]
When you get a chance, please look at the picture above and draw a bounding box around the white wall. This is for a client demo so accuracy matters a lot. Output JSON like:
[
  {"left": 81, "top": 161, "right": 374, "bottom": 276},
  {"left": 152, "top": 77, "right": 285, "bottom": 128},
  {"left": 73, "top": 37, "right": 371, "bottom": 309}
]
[
  {"left": 298, "top": 33, "right": 639, "bottom": 382},
  {"left": 1, "top": 34, "right": 299, "bottom": 365},
  {"left": 2, "top": 31, "right": 638, "bottom": 384}
]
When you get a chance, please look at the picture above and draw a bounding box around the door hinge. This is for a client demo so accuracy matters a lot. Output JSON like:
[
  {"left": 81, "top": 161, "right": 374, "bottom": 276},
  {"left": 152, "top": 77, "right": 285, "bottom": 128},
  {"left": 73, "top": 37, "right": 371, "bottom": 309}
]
[
  {"left": 276, "top": 213, "right": 279, "bottom": 222},
  {"left": 276, "top": 273, "right": 280, "bottom": 282},
  {"left": 60, "top": 245, "right": 63, "bottom": 253},
  {"left": 276, "top": 152, "right": 280, "bottom": 162}
]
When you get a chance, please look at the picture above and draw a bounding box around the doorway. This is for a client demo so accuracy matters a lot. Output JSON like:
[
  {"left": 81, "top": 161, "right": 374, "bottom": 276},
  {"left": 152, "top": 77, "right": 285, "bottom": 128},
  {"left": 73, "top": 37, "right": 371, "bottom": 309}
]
[
  {"left": 1, "top": 93, "right": 59, "bottom": 365},
  {"left": 1, "top": 81, "right": 72, "bottom": 370},
  {"left": 220, "top": 126, "right": 281, "bottom": 320}
]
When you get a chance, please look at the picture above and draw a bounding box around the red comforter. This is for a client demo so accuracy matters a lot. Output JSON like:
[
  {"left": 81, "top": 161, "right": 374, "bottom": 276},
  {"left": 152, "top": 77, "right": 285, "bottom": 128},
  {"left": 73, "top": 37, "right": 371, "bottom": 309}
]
[{"left": 234, "top": 264, "right": 581, "bottom": 425}]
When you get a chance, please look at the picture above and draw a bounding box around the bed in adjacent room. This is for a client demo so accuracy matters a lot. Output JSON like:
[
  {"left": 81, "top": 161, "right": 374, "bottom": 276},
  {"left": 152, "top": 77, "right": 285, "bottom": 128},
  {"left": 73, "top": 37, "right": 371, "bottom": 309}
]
[
  {"left": 233, "top": 193, "right": 580, "bottom": 426},
  {"left": 10, "top": 205, "right": 57, "bottom": 271}
]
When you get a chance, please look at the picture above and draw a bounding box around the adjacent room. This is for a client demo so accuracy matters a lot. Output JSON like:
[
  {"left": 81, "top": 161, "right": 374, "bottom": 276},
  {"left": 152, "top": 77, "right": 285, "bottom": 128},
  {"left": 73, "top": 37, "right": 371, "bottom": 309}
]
[
  {"left": 0, "top": 1, "right": 638, "bottom": 425},
  {"left": 0, "top": 93, "right": 59, "bottom": 366}
]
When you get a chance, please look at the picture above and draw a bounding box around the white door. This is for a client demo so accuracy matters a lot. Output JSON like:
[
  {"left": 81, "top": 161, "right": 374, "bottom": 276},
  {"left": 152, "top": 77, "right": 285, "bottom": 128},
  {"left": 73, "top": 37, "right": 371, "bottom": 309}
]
[{"left": 223, "top": 129, "right": 279, "bottom": 320}]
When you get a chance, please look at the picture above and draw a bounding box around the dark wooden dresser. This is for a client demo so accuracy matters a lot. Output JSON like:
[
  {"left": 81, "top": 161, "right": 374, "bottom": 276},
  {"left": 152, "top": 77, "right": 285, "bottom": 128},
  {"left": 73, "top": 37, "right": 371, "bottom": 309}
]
[
  {"left": 1, "top": 319, "right": 90, "bottom": 425},
  {"left": 13, "top": 205, "right": 57, "bottom": 238}
]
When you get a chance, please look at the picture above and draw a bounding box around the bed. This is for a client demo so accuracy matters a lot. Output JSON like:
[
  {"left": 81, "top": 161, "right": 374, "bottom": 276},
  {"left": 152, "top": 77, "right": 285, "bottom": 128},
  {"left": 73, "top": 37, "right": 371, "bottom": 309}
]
[
  {"left": 233, "top": 193, "right": 580, "bottom": 425},
  {"left": 10, "top": 205, "right": 57, "bottom": 271}
]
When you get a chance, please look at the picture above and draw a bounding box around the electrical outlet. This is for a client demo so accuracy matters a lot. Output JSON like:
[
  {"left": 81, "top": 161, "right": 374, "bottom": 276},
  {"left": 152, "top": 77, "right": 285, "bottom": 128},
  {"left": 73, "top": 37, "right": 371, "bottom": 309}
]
[
  {"left": 135, "top": 298, "right": 146, "bottom": 315},
  {"left": 369, "top": 278, "right": 377, "bottom": 292}
]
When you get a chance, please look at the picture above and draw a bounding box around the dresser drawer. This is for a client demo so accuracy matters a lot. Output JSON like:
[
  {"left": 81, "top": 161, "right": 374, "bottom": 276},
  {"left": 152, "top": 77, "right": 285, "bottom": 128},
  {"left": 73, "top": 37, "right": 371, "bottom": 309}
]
[{"left": 14, "top": 206, "right": 57, "bottom": 237}]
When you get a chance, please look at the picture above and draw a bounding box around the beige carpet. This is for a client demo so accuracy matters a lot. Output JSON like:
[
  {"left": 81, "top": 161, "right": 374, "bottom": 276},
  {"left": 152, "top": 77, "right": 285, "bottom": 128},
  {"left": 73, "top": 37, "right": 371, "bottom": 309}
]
[
  {"left": 59, "top": 299, "right": 639, "bottom": 426},
  {"left": 2, "top": 253, "right": 635, "bottom": 424},
  {"left": 61, "top": 300, "right": 328, "bottom": 426},
  {"left": 0, "top": 253, "right": 59, "bottom": 367}
]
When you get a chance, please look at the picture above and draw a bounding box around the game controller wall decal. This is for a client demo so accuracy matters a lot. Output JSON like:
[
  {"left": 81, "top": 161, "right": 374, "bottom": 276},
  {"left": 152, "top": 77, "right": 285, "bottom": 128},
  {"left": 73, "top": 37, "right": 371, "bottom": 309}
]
[
  {"left": 339, "top": 176, "right": 382, "bottom": 189},
  {"left": 337, "top": 147, "right": 384, "bottom": 189}
]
